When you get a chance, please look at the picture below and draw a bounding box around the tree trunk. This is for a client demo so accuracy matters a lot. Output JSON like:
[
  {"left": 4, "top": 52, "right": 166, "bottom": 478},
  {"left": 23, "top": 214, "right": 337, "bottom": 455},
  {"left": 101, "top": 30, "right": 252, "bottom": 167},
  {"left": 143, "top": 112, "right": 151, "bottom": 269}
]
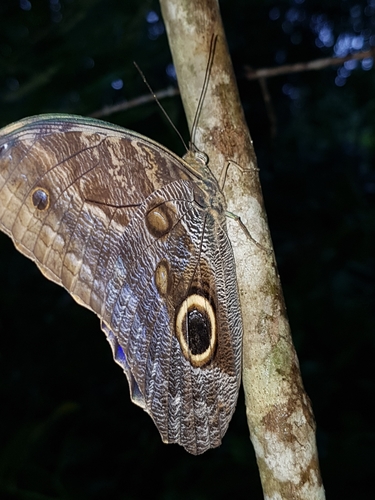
[{"left": 159, "top": 0, "right": 325, "bottom": 498}]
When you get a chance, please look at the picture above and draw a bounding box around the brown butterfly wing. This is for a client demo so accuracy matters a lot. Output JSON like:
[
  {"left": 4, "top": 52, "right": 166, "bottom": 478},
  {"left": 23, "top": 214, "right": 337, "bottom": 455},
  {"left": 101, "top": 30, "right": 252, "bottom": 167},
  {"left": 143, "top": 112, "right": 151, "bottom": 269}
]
[
  {"left": 0, "top": 114, "right": 242, "bottom": 454},
  {"left": 0, "top": 115, "right": 189, "bottom": 310}
]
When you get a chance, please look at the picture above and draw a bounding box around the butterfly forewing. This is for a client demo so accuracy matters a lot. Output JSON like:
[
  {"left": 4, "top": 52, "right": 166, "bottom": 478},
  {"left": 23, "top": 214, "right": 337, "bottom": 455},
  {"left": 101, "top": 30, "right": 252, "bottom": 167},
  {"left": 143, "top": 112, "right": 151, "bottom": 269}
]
[{"left": 0, "top": 114, "right": 242, "bottom": 455}]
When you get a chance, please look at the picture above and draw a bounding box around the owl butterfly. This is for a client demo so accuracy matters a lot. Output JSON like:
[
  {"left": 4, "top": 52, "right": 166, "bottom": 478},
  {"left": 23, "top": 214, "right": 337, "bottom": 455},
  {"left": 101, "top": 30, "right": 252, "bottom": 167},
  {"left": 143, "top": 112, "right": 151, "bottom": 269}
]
[{"left": 0, "top": 57, "right": 242, "bottom": 458}]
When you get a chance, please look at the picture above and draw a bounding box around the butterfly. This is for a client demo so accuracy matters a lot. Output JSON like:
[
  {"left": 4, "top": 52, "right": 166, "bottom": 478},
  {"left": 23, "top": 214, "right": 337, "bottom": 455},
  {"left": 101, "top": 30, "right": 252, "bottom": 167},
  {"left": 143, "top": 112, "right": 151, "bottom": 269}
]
[{"left": 0, "top": 111, "right": 243, "bottom": 455}]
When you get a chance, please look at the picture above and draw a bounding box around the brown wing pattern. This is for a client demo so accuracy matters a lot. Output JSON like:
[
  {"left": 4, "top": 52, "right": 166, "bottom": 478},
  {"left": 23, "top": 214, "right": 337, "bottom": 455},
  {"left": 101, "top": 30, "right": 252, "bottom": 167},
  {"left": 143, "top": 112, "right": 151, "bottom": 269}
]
[{"left": 0, "top": 114, "right": 242, "bottom": 454}]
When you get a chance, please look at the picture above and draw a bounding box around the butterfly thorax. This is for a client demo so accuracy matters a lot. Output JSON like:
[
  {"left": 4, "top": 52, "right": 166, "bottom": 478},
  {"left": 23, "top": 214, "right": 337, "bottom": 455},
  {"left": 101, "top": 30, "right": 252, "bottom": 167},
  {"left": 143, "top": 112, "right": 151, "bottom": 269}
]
[{"left": 182, "top": 150, "right": 226, "bottom": 215}]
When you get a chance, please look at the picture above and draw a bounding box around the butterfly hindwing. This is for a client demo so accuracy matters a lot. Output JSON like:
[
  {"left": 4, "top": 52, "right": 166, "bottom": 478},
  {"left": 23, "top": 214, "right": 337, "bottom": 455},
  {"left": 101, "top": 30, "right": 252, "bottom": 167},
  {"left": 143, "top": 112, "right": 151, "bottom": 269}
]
[{"left": 0, "top": 114, "right": 242, "bottom": 454}]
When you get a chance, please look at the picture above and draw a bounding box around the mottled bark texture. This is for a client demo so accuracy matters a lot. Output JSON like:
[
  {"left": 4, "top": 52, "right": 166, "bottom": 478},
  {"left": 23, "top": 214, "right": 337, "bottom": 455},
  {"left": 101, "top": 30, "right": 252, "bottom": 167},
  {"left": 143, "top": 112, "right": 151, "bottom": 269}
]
[{"left": 159, "top": 0, "right": 325, "bottom": 498}]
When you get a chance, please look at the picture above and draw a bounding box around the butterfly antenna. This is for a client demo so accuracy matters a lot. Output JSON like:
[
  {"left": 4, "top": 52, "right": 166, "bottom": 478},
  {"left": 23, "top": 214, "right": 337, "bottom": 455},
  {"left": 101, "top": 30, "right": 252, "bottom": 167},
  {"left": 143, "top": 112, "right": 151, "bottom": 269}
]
[
  {"left": 134, "top": 62, "right": 189, "bottom": 153},
  {"left": 190, "top": 34, "right": 218, "bottom": 149}
]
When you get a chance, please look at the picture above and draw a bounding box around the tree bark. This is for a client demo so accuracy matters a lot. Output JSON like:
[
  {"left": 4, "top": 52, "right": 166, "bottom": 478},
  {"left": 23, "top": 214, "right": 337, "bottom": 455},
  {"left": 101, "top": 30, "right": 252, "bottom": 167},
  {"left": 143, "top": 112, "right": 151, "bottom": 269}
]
[{"left": 159, "top": 0, "right": 325, "bottom": 498}]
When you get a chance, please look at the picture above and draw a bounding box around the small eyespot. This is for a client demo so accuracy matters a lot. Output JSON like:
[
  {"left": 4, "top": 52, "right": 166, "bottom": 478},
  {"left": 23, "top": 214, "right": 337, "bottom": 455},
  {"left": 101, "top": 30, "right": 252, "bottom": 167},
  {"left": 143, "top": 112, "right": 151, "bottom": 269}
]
[
  {"left": 155, "top": 260, "right": 172, "bottom": 296},
  {"left": 31, "top": 188, "right": 50, "bottom": 211},
  {"left": 145, "top": 202, "right": 176, "bottom": 238}
]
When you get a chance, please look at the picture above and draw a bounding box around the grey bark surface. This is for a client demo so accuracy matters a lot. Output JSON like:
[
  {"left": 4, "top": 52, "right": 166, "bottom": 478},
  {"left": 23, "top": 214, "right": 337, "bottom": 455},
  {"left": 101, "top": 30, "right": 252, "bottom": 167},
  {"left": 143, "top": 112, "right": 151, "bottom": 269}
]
[{"left": 159, "top": 0, "right": 325, "bottom": 498}]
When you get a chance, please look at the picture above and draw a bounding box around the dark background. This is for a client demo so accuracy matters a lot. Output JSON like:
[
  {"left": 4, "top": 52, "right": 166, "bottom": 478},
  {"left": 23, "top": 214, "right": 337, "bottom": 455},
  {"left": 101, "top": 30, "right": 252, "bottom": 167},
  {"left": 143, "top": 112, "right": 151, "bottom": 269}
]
[{"left": 0, "top": 0, "right": 374, "bottom": 498}]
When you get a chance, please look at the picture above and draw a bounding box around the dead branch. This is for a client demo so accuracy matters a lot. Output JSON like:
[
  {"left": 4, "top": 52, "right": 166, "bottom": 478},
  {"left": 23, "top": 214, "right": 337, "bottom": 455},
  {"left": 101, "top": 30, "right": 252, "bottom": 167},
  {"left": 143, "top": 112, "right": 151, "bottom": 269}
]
[
  {"left": 90, "top": 86, "right": 179, "bottom": 118},
  {"left": 245, "top": 48, "right": 375, "bottom": 80}
]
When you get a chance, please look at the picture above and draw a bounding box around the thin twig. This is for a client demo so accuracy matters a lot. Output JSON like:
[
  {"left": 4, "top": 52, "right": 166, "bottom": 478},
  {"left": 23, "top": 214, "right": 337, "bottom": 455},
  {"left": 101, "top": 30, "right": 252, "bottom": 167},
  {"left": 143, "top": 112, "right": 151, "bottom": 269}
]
[
  {"left": 90, "top": 49, "right": 374, "bottom": 121},
  {"left": 90, "top": 86, "right": 179, "bottom": 118},
  {"left": 245, "top": 48, "right": 375, "bottom": 80}
]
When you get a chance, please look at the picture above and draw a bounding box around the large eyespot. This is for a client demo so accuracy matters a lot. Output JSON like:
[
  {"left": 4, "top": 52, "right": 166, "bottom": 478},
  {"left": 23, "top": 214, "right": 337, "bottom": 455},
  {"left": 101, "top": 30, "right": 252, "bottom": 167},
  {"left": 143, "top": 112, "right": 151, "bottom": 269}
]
[
  {"left": 145, "top": 202, "right": 176, "bottom": 238},
  {"left": 155, "top": 259, "right": 172, "bottom": 296},
  {"left": 31, "top": 187, "right": 50, "bottom": 211},
  {"left": 175, "top": 294, "right": 217, "bottom": 368}
]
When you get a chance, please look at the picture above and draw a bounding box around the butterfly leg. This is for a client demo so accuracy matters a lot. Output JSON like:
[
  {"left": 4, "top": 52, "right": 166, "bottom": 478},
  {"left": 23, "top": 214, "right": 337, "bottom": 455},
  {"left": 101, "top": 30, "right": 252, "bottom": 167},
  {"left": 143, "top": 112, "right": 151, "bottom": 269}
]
[
  {"left": 218, "top": 160, "right": 259, "bottom": 192},
  {"left": 225, "top": 209, "right": 269, "bottom": 252},
  {"left": 221, "top": 162, "right": 269, "bottom": 253}
]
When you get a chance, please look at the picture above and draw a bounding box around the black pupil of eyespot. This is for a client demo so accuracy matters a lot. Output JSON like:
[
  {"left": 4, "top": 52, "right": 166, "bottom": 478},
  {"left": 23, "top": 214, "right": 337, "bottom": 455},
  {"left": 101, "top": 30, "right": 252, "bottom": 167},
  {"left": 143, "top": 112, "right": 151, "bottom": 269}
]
[
  {"left": 32, "top": 189, "right": 48, "bottom": 210},
  {"left": 187, "top": 309, "right": 210, "bottom": 355}
]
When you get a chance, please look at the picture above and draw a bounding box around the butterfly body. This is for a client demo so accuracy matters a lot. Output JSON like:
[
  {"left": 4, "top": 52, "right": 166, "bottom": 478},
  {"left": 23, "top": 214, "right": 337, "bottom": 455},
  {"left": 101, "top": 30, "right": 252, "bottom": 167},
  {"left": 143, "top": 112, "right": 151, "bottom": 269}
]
[{"left": 0, "top": 114, "right": 242, "bottom": 454}]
